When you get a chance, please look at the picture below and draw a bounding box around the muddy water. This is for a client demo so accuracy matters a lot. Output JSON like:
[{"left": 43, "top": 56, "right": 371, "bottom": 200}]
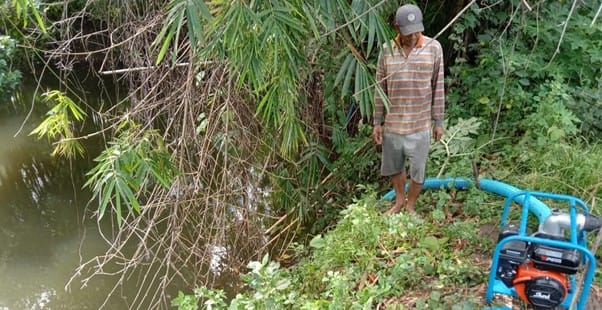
[
  {"left": 0, "top": 70, "right": 248, "bottom": 309},
  {"left": 0, "top": 80, "right": 131, "bottom": 309}
]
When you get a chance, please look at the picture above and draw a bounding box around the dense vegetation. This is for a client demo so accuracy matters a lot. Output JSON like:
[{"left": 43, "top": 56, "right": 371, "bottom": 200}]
[
  {"left": 1, "top": 0, "right": 601, "bottom": 308},
  {"left": 0, "top": 35, "right": 21, "bottom": 102},
  {"left": 172, "top": 185, "right": 506, "bottom": 309}
]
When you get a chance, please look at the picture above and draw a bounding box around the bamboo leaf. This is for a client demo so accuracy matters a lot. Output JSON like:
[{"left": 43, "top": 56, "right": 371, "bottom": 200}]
[
  {"left": 193, "top": 0, "right": 212, "bottom": 19},
  {"left": 118, "top": 178, "right": 141, "bottom": 214},
  {"left": 115, "top": 188, "right": 122, "bottom": 227},
  {"left": 301, "top": 3, "right": 320, "bottom": 38},
  {"left": 153, "top": 0, "right": 184, "bottom": 64},
  {"left": 257, "top": 83, "right": 279, "bottom": 128},
  {"left": 357, "top": 62, "right": 374, "bottom": 118},
  {"left": 374, "top": 83, "right": 390, "bottom": 113},
  {"left": 375, "top": 13, "right": 393, "bottom": 55},
  {"left": 12, "top": 0, "right": 46, "bottom": 32},
  {"left": 342, "top": 57, "right": 356, "bottom": 97},
  {"left": 98, "top": 180, "right": 114, "bottom": 220},
  {"left": 354, "top": 61, "right": 361, "bottom": 111},
  {"left": 30, "top": 5, "right": 46, "bottom": 33},
  {"left": 186, "top": 1, "right": 202, "bottom": 48},
  {"left": 367, "top": 12, "right": 376, "bottom": 57},
  {"left": 153, "top": 19, "right": 173, "bottom": 63},
  {"left": 84, "top": 124, "right": 178, "bottom": 225},
  {"left": 155, "top": 21, "right": 177, "bottom": 65},
  {"left": 171, "top": 12, "right": 185, "bottom": 65},
  {"left": 335, "top": 54, "right": 354, "bottom": 86},
  {"left": 29, "top": 91, "right": 86, "bottom": 158}
]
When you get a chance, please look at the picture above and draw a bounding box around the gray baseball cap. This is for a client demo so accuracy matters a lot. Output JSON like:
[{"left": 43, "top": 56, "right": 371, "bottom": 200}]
[{"left": 395, "top": 4, "right": 424, "bottom": 35}]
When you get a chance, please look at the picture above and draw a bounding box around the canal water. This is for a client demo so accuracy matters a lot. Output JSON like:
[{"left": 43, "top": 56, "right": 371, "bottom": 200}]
[
  {"left": 0, "top": 67, "right": 252, "bottom": 309},
  {"left": 0, "top": 73, "right": 133, "bottom": 309}
]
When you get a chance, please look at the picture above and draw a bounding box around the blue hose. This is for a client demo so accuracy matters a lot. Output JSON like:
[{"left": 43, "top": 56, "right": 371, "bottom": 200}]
[
  {"left": 382, "top": 177, "right": 551, "bottom": 222},
  {"left": 383, "top": 177, "right": 600, "bottom": 308}
]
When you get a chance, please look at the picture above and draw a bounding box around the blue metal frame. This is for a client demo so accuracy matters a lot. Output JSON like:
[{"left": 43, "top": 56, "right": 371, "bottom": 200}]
[{"left": 485, "top": 191, "right": 595, "bottom": 309}]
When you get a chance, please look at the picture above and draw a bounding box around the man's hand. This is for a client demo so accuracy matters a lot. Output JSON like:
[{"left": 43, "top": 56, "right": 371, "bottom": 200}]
[
  {"left": 433, "top": 126, "right": 443, "bottom": 142},
  {"left": 372, "top": 125, "right": 383, "bottom": 145}
]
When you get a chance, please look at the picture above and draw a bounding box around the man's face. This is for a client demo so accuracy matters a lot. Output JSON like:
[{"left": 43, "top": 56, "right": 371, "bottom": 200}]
[{"left": 397, "top": 29, "right": 419, "bottom": 46}]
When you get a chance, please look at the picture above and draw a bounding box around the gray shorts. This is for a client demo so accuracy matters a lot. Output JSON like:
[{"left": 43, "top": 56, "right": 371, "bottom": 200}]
[{"left": 381, "top": 130, "right": 430, "bottom": 183}]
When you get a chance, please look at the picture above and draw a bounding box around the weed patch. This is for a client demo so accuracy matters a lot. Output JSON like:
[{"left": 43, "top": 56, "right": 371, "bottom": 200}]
[{"left": 174, "top": 189, "right": 503, "bottom": 309}]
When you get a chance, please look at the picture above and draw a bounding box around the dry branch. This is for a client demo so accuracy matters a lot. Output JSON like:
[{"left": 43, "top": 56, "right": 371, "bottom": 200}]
[{"left": 49, "top": 2, "right": 274, "bottom": 309}]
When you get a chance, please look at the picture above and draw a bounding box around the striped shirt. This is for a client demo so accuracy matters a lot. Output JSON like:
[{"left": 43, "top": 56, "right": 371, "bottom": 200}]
[{"left": 373, "top": 34, "right": 445, "bottom": 135}]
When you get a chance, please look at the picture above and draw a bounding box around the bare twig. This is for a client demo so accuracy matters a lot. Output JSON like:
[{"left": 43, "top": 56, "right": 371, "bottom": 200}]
[
  {"left": 592, "top": 2, "right": 602, "bottom": 27},
  {"left": 53, "top": 3, "right": 274, "bottom": 308},
  {"left": 99, "top": 62, "right": 190, "bottom": 75},
  {"left": 320, "top": 0, "right": 390, "bottom": 38},
  {"left": 546, "top": 0, "right": 579, "bottom": 67}
]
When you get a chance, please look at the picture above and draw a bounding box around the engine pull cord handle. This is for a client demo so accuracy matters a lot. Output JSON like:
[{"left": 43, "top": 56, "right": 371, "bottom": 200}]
[{"left": 569, "top": 201, "right": 600, "bottom": 310}]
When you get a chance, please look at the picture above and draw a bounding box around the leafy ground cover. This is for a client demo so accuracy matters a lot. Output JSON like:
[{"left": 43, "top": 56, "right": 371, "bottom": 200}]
[
  {"left": 171, "top": 110, "right": 602, "bottom": 309},
  {"left": 171, "top": 180, "right": 602, "bottom": 309},
  {"left": 4, "top": 1, "right": 600, "bottom": 308}
]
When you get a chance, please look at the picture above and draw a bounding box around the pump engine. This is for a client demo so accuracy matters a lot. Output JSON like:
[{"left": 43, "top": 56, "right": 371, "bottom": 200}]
[{"left": 494, "top": 210, "right": 602, "bottom": 309}]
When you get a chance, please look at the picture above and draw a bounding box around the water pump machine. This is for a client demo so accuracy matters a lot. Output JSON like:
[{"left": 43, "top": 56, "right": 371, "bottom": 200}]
[{"left": 486, "top": 191, "right": 602, "bottom": 309}]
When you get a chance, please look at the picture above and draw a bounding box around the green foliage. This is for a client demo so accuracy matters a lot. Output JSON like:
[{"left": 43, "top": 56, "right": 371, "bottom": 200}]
[
  {"left": 230, "top": 254, "right": 299, "bottom": 309},
  {"left": 441, "top": 0, "right": 602, "bottom": 210},
  {"left": 153, "top": 0, "right": 212, "bottom": 65},
  {"left": 571, "top": 76, "right": 602, "bottom": 136},
  {"left": 267, "top": 141, "right": 330, "bottom": 224},
  {"left": 0, "top": 35, "right": 22, "bottom": 100},
  {"left": 174, "top": 190, "right": 492, "bottom": 309},
  {"left": 29, "top": 90, "right": 87, "bottom": 158},
  {"left": 172, "top": 291, "right": 200, "bottom": 310},
  {"left": 166, "top": 0, "right": 312, "bottom": 157},
  {"left": 12, "top": 0, "right": 602, "bottom": 306},
  {"left": 316, "top": 0, "right": 398, "bottom": 145},
  {"left": 506, "top": 140, "right": 602, "bottom": 207},
  {"left": 520, "top": 77, "right": 581, "bottom": 146},
  {"left": 84, "top": 121, "right": 179, "bottom": 226},
  {"left": 430, "top": 117, "right": 483, "bottom": 177},
  {"left": 173, "top": 254, "right": 299, "bottom": 309},
  {"left": 325, "top": 0, "right": 394, "bottom": 118},
  {"left": 446, "top": 0, "right": 602, "bottom": 139},
  {"left": 148, "top": 0, "right": 403, "bottom": 233},
  {"left": 148, "top": 1, "right": 402, "bottom": 228},
  {"left": 9, "top": 0, "right": 46, "bottom": 33},
  {"left": 453, "top": 188, "right": 501, "bottom": 220},
  {"left": 267, "top": 123, "right": 381, "bottom": 230},
  {"left": 171, "top": 287, "right": 228, "bottom": 310}
]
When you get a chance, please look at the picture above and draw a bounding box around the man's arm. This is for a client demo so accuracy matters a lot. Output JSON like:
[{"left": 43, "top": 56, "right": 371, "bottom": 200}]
[
  {"left": 431, "top": 42, "right": 445, "bottom": 141},
  {"left": 373, "top": 49, "right": 387, "bottom": 144},
  {"left": 373, "top": 50, "right": 387, "bottom": 126}
]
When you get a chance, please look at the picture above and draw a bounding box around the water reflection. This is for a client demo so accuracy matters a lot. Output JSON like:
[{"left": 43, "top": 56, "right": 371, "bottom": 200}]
[
  {"left": 0, "top": 83, "right": 128, "bottom": 308},
  {"left": 0, "top": 70, "right": 271, "bottom": 308}
]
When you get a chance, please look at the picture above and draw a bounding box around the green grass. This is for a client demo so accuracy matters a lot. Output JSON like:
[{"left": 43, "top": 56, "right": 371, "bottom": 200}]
[
  {"left": 173, "top": 140, "right": 602, "bottom": 309},
  {"left": 174, "top": 188, "right": 506, "bottom": 309}
]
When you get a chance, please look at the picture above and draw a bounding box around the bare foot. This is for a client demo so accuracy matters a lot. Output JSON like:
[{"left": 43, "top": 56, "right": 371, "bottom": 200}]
[
  {"left": 384, "top": 204, "right": 402, "bottom": 215},
  {"left": 406, "top": 204, "right": 415, "bottom": 213},
  {"left": 384, "top": 198, "right": 406, "bottom": 215}
]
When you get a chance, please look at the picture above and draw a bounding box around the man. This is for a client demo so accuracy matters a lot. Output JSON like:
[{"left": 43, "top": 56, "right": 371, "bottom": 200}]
[{"left": 372, "top": 4, "right": 445, "bottom": 214}]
